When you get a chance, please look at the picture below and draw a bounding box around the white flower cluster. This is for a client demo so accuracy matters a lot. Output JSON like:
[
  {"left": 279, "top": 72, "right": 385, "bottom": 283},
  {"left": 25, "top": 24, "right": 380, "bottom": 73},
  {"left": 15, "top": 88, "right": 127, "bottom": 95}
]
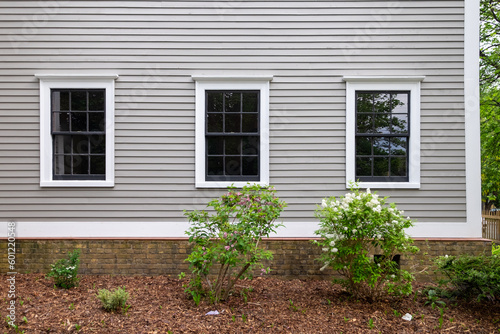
[{"left": 317, "top": 188, "right": 413, "bottom": 272}]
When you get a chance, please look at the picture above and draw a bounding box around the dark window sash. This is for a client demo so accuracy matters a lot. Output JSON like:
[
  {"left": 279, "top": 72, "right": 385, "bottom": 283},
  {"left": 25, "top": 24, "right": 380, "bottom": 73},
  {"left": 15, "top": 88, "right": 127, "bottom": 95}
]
[{"left": 355, "top": 90, "right": 410, "bottom": 183}]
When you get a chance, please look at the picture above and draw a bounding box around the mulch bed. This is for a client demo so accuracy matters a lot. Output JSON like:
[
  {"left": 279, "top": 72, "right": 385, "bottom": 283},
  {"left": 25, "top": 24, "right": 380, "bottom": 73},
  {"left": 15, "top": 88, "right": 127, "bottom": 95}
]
[{"left": 1, "top": 274, "right": 499, "bottom": 333}]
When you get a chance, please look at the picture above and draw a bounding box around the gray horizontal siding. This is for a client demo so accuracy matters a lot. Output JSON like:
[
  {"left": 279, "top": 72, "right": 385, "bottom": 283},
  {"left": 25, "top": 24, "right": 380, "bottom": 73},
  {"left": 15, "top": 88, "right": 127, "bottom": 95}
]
[{"left": 0, "top": 0, "right": 467, "bottom": 224}]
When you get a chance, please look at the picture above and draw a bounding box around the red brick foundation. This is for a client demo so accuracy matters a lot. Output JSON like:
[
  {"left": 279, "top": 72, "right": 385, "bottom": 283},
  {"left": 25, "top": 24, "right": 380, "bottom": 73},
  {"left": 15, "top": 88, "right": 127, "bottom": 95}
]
[{"left": 0, "top": 238, "right": 492, "bottom": 282}]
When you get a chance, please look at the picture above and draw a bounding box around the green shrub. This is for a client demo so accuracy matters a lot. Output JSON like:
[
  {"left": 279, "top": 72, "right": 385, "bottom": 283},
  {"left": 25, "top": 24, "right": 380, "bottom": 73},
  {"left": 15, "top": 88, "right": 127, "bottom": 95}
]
[
  {"left": 314, "top": 185, "right": 418, "bottom": 301},
  {"left": 97, "top": 287, "right": 130, "bottom": 312},
  {"left": 492, "top": 243, "right": 500, "bottom": 257},
  {"left": 434, "top": 254, "right": 500, "bottom": 301},
  {"left": 46, "top": 249, "right": 80, "bottom": 289},
  {"left": 183, "top": 183, "right": 286, "bottom": 304}
]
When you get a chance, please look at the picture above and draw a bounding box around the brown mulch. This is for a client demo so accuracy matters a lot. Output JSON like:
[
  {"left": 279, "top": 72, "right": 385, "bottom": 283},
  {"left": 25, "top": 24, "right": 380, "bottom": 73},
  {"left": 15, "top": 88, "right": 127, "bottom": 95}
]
[{"left": 1, "top": 274, "right": 499, "bottom": 333}]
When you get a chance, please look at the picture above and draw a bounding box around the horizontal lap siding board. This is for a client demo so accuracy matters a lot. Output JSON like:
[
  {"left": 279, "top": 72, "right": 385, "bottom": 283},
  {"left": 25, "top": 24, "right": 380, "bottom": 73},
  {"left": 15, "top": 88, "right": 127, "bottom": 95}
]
[{"left": 0, "top": 1, "right": 466, "bottom": 225}]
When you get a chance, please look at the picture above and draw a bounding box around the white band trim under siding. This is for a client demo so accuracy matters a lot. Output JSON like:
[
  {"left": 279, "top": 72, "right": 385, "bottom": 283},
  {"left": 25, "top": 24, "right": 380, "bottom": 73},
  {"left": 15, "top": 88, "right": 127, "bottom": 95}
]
[{"left": 0, "top": 221, "right": 480, "bottom": 239}]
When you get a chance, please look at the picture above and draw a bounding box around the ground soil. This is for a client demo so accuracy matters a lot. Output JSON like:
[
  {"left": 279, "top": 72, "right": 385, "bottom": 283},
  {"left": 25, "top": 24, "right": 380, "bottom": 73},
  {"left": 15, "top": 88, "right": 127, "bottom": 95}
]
[{"left": 1, "top": 274, "right": 499, "bottom": 333}]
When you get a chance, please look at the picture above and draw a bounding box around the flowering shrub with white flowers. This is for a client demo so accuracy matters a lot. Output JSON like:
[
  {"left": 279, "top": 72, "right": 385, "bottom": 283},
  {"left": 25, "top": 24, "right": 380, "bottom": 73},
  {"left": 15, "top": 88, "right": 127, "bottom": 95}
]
[
  {"left": 314, "top": 185, "right": 418, "bottom": 300},
  {"left": 183, "top": 184, "right": 286, "bottom": 304},
  {"left": 47, "top": 249, "right": 81, "bottom": 289}
]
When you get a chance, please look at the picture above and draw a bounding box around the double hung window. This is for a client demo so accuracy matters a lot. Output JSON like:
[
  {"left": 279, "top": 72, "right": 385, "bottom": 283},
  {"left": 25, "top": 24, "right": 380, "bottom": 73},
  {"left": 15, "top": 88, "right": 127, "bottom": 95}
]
[
  {"left": 355, "top": 91, "right": 410, "bottom": 182},
  {"left": 51, "top": 89, "right": 106, "bottom": 180},
  {"left": 37, "top": 75, "right": 117, "bottom": 187},
  {"left": 344, "top": 77, "right": 423, "bottom": 189},
  {"left": 193, "top": 76, "right": 271, "bottom": 188},
  {"left": 205, "top": 90, "right": 260, "bottom": 181}
]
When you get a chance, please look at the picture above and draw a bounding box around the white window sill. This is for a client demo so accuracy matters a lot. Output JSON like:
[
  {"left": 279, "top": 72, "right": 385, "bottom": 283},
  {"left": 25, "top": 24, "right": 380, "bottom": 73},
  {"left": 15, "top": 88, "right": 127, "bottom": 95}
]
[
  {"left": 195, "top": 181, "right": 269, "bottom": 189},
  {"left": 40, "top": 181, "right": 115, "bottom": 188},
  {"left": 351, "top": 182, "right": 420, "bottom": 190}
]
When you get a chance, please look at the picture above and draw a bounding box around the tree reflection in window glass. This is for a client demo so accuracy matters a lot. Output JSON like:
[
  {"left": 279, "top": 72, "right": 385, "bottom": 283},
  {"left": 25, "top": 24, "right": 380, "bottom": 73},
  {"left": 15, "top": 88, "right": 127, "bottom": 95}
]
[{"left": 355, "top": 91, "right": 409, "bottom": 182}]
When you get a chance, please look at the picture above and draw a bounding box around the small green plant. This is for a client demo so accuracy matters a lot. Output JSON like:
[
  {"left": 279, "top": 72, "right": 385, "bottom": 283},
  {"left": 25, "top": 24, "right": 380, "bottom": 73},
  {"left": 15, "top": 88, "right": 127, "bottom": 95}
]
[
  {"left": 75, "top": 324, "right": 81, "bottom": 331},
  {"left": 368, "top": 318, "right": 374, "bottom": 329},
  {"left": 424, "top": 289, "right": 446, "bottom": 309},
  {"left": 22, "top": 316, "right": 27, "bottom": 324},
  {"left": 19, "top": 300, "right": 23, "bottom": 306},
  {"left": 393, "top": 309, "right": 401, "bottom": 317},
  {"left": 344, "top": 317, "right": 350, "bottom": 323},
  {"left": 5, "top": 317, "right": 24, "bottom": 334},
  {"left": 436, "top": 307, "right": 445, "bottom": 329},
  {"left": 289, "top": 299, "right": 299, "bottom": 312},
  {"left": 96, "top": 286, "right": 130, "bottom": 312},
  {"left": 183, "top": 184, "right": 286, "bottom": 304},
  {"left": 240, "top": 287, "right": 252, "bottom": 303},
  {"left": 178, "top": 272, "right": 186, "bottom": 280},
  {"left": 314, "top": 184, "right": 418, "bottom": 300},
  {"left": 241, "top": 314, "right": 247, "bottom": 322},
  {"left": 69, "top": 303, "right": 75, "bottom": 310},
  {"left": 46, "top": 249, "right": 81, "bottom": 289}
]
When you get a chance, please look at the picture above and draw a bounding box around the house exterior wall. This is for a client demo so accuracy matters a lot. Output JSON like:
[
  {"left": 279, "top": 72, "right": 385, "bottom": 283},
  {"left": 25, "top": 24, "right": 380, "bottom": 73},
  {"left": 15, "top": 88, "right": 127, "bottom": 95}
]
[{"left": 0, "top": 1, "right": 480, "bottom": 239}]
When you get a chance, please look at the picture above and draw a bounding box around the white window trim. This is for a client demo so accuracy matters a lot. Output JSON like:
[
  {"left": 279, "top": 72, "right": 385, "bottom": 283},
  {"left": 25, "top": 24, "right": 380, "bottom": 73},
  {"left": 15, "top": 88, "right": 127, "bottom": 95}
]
[
  {"left": 343, "top": 76, "right": 424, "bottom": 189},
  {"left": 193, "top": 75, "right": 272, "bottom": 188},
  {"left": 36, "top": 74, "right": 118, "bottom": 187}
]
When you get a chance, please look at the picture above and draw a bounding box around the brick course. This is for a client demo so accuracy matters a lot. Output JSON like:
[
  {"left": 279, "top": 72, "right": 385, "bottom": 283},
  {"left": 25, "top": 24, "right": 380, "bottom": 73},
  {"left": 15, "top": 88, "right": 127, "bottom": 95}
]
[{"left": 0, "top": 239, "right": 491, "bottom": 281}]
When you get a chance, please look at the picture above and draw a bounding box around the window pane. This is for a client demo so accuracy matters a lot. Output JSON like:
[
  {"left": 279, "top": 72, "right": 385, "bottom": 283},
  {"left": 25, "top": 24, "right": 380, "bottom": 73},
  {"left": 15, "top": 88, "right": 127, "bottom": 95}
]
[
  {"left": 207, "top": 157, "right": 224, "bottom": 175},
  {"left": 71, "top": 113, "right": 87, "bottom": 132},
  {"left": 72, "top": 155, "right": 89, "bottom": 174},
  {"left": 225, "top": 156, "right": 240, "bottom": 175},
  {"left": 356, "top": 157, "right": 372, "bottom": 176},
  {"left": 373, "top": 93, "right": 390, "bottom": 113},
  {"left": 356, "top": 93, "right": 373, "bottom": 113},
  {"left": 356, "top": 114, "right": 373, "bottom": 133},
  {"left": 242, "top": 156, "right": 258, "bottom": 176},
  {"left": 242, "top": 92, "right": 258, "bottom": 113},
  {"left": 373, "top": 137, "right": 390, "bottom": 156},
  {"left": 374, "top": 157, "right": 389, "bottom": 176},
  {"left": 242, "top": 136, "right": 259, "bottom": 155},
  {"left": 90, "top": 156, "right": 106, "bottom": 174},
  {"left": 224, "top": 92, "right": 241, "bottom": 113},
  {"left": 373, "top": 114, "right": 391, "bottom": 134},
  {"left": 71, "top": 91, "right": 87, "bottom": 111},
  {"left": 242, "top": 114, "right": 258, "bottom": 133},
  {"left": 89, "top": 112, "right": 105, "bottom": 132},
  {"left": 355, "top": 137, "right": 371, "bottom": 156},
  {"left": 90, "top": 135, "right": 105, "bottom": 154},
  {"left": 207, "top": 137, "right": 223, "bottom": 155},
  {"left": 391, "top": 115, "right": 408, "bottom": 134},
  {"left": 73, "top": 135, "right": 89, "bottom": 154},
  {"left": 88, "top": 90, "right": 105, "bottom": 111},
  {"left": 207, "top": 113, "right": 223, "bottom": 133},
  {"left": 390, "top": 157, "right": 407, "bottom": 176},
  {"left": 392, "top": 93, "right": 408, "bottom": 113},
  {"left": 52, "top": 112, "right": 70, "bottom": 132},
  {"left": 225, "top": 114, "right": 241, "bottom": 133},
  {"left": 59, "top": 91, "right": 70, "bottom": 111},
  {"left": 390, "top": 137, "right": 407, "bottom": 156},
  {"left": 225, "top": 137, "right": 241, "bottom": 155},
  {"left": 207, "top": 92, "right": 223, "bottom": 112},
  {"left": 52, "top": 91, "right": 70, "bottom": 111}
]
